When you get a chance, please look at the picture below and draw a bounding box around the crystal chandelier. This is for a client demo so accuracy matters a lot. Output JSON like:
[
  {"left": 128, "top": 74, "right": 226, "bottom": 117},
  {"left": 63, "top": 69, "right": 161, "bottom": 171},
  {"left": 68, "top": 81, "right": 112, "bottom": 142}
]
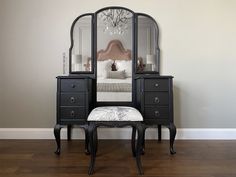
[{"left": 99, "top": 9, "right": 132, "bottom": 35}]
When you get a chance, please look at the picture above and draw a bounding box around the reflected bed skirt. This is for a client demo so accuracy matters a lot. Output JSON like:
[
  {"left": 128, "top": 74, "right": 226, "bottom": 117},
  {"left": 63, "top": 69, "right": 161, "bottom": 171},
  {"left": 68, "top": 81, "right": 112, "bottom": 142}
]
[{"left": 97, "top": 92, "right": 132, "bottom": 102}]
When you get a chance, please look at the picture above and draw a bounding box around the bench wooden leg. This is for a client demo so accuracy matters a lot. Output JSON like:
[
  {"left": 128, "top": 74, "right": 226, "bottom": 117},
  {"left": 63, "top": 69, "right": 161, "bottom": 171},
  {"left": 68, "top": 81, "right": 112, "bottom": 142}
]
[
  {"left": 131, "top": 126, "right": 136, "bottom": 157},
  {"left": 136, "top": 123, "right": 144, "bottom": 175},
  {"left": 88, "top": 123, "right": 96, "bottom": 175},
  {"left": 88, "top": 122, "right": 143, "bottom": 175}
]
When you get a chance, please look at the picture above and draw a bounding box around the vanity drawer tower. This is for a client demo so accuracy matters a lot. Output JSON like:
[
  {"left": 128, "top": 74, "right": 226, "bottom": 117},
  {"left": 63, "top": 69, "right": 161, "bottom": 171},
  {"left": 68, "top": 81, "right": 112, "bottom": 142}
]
[
  {"left": 54, "top": 76, "right": 93, "bottom": 154},
  {"left": 136, "top": 76, "right": 176, "bottom": 154}
]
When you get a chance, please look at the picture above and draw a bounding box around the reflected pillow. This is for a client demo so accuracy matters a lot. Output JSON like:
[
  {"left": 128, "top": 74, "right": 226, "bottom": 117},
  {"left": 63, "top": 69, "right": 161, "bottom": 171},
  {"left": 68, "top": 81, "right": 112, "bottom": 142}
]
[
  {"left": 97, "top": 60, "right": 112, "bottom": 78},
  {"left": 106, "top": 70, "right": 126, "bottom": 79},
  {"left": 116, "top": 60, "right": 132, "bottom": 77}
]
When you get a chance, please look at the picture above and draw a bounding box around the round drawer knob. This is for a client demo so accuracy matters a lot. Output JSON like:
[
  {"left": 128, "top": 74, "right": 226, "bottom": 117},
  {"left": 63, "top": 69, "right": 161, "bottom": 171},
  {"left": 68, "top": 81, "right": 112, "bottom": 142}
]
[
  {"left": 70, "top": 97, "right": 75, "bottom": 103},
  {"left": 70, "top": 110, "right": 75, "bottom": 117},
  {"left": 155, "top": 83, "right": 159, "bottom": 87},
  {"left": 71, "top": 84, "right": 76, "bottom": 88},
  {"left": 154, "top": 111, "right": 160, "bottom": 117},
  {"left": 154, "top": 97, "right": 160, "bottom": 103}
]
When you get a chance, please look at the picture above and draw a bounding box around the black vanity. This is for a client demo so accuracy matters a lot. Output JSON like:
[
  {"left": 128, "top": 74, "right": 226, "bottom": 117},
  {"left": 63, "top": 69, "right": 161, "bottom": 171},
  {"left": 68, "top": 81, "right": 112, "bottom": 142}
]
[{"left": 54, "top": 6, "right": 176, "bottom": 155}]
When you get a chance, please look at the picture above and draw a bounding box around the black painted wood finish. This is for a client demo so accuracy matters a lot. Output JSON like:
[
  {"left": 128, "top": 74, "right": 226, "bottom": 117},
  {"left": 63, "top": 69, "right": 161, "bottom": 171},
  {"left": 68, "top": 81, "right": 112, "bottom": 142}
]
[
  {"left": 88, "top": 121, "right": 144, "bottom": 175},
  {"left": 135, "top": 75, "right": 176, "bottom": 154},
  {"left": 54, "top": 76, "right": 94, "bottom": 155},
  {"left": 54, "top": 75, "right": 176, "bottom": 155},
  {"left": 54, "top": 6, "right": 176, "bottom": 160}
]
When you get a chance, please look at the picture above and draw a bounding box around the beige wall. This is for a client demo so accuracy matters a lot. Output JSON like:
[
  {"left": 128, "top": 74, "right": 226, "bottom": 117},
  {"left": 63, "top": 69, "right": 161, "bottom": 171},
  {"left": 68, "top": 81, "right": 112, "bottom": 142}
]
[
  {"left": 0, "top": 0, "right": 236, "bottom": 128},
  {"left": 0, "top": 2, "right": 4, "bottom": 120}
]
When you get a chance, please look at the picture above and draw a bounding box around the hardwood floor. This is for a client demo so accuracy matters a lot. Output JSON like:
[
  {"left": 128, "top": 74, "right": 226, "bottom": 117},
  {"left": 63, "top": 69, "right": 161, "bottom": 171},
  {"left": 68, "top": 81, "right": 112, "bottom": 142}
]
[{"left": 0, "top": 140, "right": 236, "bottom": 177}]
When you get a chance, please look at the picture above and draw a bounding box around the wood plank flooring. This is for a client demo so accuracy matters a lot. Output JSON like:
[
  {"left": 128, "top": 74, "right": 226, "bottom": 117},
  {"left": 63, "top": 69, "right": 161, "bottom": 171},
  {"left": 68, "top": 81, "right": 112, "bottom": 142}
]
[{"left": 0, "top": 140, "right": 236, "bottom": 177}]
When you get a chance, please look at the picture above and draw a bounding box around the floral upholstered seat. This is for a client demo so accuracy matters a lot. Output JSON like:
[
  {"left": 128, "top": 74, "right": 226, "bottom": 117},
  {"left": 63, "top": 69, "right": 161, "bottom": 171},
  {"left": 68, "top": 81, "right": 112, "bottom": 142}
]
[{"left": 87, "top": 106, "right": 143, "bottom": 121}]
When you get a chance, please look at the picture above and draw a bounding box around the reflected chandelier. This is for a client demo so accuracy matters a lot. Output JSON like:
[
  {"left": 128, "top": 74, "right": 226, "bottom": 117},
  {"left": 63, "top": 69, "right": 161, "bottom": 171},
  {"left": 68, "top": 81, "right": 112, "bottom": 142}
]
[{"left": 99, "top": 9, "right": 132, "bottom": 35}]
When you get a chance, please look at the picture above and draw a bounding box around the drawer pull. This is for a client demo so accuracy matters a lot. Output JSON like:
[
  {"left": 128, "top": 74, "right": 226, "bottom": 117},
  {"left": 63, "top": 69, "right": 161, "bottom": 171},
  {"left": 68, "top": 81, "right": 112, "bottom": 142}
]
[
  {"left": 70, "top": 97, "right": 75, "bottom": 103},
  {"left": 71, "top": 84, "right": 76, "bottom": 88},
  {"left": 155, "top": 83, "right": 159, "bottom": 87},
  {"left": 70, "top": 110, "right": 75, "bottom": 117},
  {"left": 154, "top": 97, "right": 160, "bottom": 103},
  {"left": 154, "top": 111, "right": 160, "bottom": 117}
]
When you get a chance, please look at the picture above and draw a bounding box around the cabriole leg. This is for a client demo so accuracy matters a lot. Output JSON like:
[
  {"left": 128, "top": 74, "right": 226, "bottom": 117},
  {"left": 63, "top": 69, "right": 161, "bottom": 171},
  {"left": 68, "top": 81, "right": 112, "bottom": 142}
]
[
  {"left": 167, "top": 123, "right": 176, "bottom": 154},
  {"left": 67, "top": 125, "right": 72, "bottom": 141},
  {"left": 94, "top": 128, "right": 98, "bottom": 155},
  {"left": 141, "top": 128, "right": 146, "bottom": 155},
  {"left": 158, "top": 124, "right": 162, "bottom": 141},
  {"left": 88, "top": 123, "right": 96, "bottom": 175},
  {"left": 84, "top": 125, "right": 90, "bottom": 155},
  {"left": 131, "top": 126, "right": 136, "bottom": 157},
  {"left": 136, "top": 123, "right": 144, "bottom": 175},
  {"left": 54, "top": 124, "right": 62, "bottom": 155}
]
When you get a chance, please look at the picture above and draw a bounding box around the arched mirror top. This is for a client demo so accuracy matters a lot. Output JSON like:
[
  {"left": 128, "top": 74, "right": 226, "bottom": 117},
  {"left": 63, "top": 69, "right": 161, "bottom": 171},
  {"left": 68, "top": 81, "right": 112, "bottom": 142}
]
[
  {"left": 136, "top": 13, "right": 159, "bottom": 41},
  {"left": 95, "top": 6, "right": 134, "bottom": 15},
  {"left": 96, "top": 7, "right": 133, "bottom": 36}
]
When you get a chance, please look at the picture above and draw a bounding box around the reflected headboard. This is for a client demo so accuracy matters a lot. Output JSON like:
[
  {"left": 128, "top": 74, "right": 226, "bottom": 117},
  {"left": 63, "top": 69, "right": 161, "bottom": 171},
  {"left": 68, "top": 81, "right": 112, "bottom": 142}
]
[{"left": 97, "top": 40, "right": 131, "bottom": 61}]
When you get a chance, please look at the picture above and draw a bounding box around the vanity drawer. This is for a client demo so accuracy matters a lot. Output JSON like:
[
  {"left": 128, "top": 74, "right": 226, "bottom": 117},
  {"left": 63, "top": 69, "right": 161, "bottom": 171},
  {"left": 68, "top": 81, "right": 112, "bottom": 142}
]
[
  {"left": 145, "top": 92, "right": 169, "bottom": 105},
  {"left": 144, "top": 79, "right": 169, "bottom": 91},
  {"left": 60, "top": 79, "right": 86, "bottom": 92},
  {"left": 144, "top": 106, "right": 169, "bottom": 119},
  {"left": 60, "top": 107, "right": 85, "bottom": 120},
  {"left": 60, "top": 93, "right": 85, "bottom": 106}
]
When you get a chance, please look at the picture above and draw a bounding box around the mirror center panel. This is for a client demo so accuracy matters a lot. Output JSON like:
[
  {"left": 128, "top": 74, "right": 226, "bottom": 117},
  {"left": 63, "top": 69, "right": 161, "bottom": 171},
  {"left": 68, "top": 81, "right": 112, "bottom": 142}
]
[{"left": 96, "top": 9, "right": 133, "bottom": 102}]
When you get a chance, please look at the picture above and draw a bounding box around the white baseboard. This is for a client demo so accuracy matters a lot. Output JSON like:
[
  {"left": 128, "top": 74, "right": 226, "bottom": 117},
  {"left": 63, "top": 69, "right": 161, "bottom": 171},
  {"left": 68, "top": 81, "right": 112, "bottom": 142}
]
[{"left": 0, "top": 128, "right": 236, "bottom": 140}]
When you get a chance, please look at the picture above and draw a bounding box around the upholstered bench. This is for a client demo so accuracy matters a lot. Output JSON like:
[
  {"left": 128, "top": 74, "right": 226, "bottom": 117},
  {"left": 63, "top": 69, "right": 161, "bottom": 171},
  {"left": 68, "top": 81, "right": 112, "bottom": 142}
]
[{"left": 87, "top": 106, "right": 144, "bottom": 175}]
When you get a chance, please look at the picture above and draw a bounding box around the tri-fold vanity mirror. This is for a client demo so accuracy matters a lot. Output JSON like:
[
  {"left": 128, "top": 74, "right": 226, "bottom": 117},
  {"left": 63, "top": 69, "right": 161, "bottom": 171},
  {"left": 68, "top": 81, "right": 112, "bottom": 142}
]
[
  {"left": 55, "top": 6, "right": 176, "bottom": 156},
  {"left": 70, "top": 7, "right": 160, "bottom": 103}
]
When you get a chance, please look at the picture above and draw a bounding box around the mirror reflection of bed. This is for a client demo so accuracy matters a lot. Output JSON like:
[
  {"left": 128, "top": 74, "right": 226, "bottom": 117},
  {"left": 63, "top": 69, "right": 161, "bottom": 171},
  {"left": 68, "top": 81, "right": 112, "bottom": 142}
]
[{"left": 96, "top": 40, "right": 132, "bottom": 102}]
